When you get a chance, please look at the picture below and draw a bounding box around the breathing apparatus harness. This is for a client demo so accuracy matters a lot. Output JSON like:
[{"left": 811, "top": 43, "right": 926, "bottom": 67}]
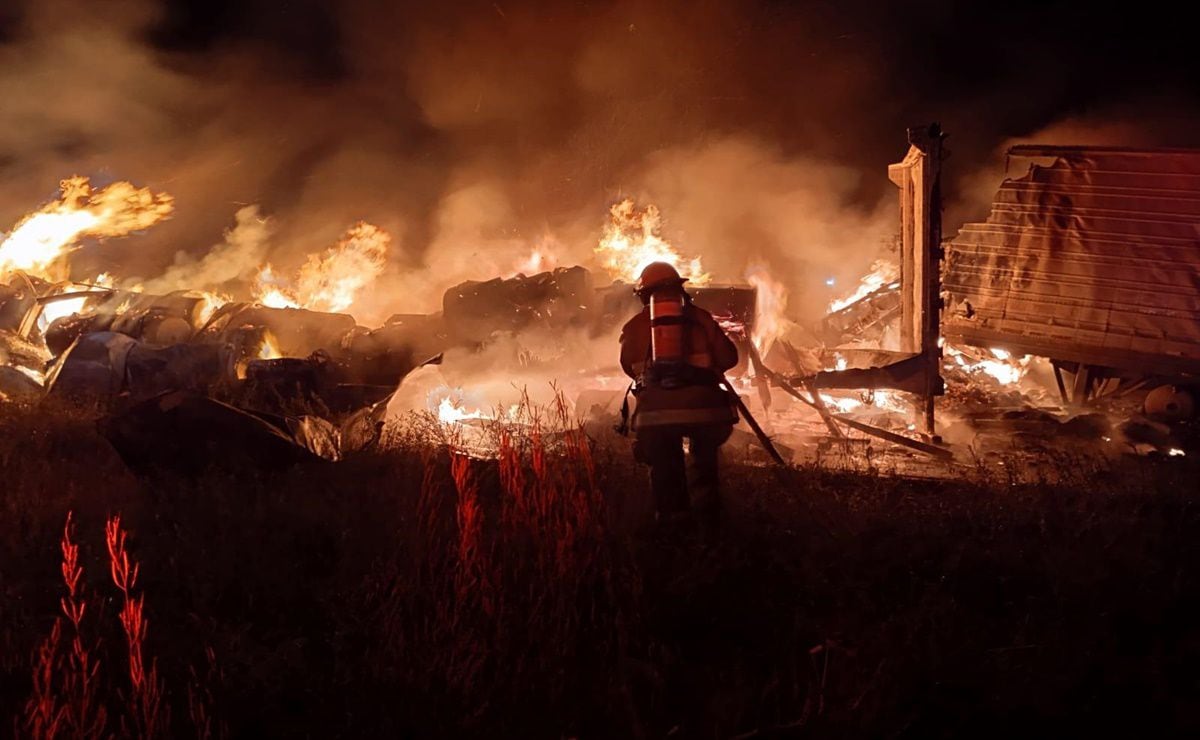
[{"left": 616, "top": 288, "right": 720, "bottom": 436}]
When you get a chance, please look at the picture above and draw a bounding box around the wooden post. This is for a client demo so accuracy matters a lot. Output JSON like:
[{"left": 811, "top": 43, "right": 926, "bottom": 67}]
[
  {"left": 1071, "top": 364, "right": 1092, "bottom": 405},
  {"left": 887, "top": 124, "right": 945, "bottom": 439},
  {"left": 1051, "top": 361, "right": 1069, "bottom": 405}
]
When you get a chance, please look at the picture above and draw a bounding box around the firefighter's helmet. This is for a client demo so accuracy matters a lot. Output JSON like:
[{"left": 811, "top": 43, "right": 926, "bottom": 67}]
[{"left": 635, "top": 262, "right": 687, "bottom": 294}]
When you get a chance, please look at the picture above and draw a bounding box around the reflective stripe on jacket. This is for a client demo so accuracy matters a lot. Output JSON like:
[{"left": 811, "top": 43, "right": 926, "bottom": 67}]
[{"left": 618, "top": 298, "right": 740, "bottom": 429}]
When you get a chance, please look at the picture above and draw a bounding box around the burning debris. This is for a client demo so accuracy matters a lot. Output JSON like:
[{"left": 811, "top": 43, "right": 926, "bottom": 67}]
[
  {"left": 1, "top": 129, "right": 1196, "bottom": 472},
  {"left": 827, "top": 258, "right": 899, "bottom": 315}
]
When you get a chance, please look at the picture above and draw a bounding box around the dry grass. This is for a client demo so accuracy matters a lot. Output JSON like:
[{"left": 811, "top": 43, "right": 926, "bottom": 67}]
[{"left": 1, "top": 398, "right": 1199, "bottom": 737}]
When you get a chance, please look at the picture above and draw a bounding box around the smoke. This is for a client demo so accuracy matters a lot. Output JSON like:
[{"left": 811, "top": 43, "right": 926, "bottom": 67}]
[
  {"left": 140, "top": 205, "right": 272, "bottom": 293},
  {"left": 386, "top": 323, "right": 625, "bottom": 419},
  {"left": 622, "top": 137, "right": 895, "bottom": 317},
  {"left": 2, "top": 0, "right": 1198, "bottom": 326}
]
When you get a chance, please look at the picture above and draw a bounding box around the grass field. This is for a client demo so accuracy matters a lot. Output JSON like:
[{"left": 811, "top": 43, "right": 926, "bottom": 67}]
[{"left": 2, "top": 399, "right": 1198, "bottom": 738}]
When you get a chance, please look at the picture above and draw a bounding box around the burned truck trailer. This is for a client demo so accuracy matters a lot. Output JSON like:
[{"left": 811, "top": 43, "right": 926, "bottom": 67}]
[{"left": 943, "top": 146, "right": 1200, "bottom": 403}]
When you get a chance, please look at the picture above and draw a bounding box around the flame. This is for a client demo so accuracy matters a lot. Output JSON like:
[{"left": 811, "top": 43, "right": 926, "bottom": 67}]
[
  {"left": 828, "top": 259, "right": 900, "bottom": 313},
  {"left": 871, "top": 389, "right": 910, "bottom": 414},
  {"left": 821, "top": 354, "right": 850, "bottom": 372},
  {"left": 0, "top": 176, "right": 173, "bottom": 281},
  {"left": 254, "top": 264, "right": 301, "bottom": 309},
  {"left": 593, "top": 199, "right": 709, "bottom": 285},
  {"left": 819, "top": 389, "right": 910, "bottom": 415},
  {"left": 253, "top": 222, "right": 390, "bottom": 313},
  {"left": 194, "top": 291, "right": 230, "bottom": 327},
  {"left": 258, "top": 331, "right": 282, "bottom": 360},
  {"left": 820, "top": 393, "right": 862, "bottom": 413},
  {"left": 437, "top": 396, "right": 489, "bottom": 424},
  {"left": 1168, "top": 448, "right": 1186, "bottom": 457},
  {"left": 745, "top": 264, "right": 789, "bottom": 355},
  {"left": 36, "top": 272, "right": 120, "bottom": 330},
  {"left": 944, "top": 345, "right": 1030, "bottom": 386},
  {"left": 428, "top": 386, "right": 526, "bottom": 426},
  {"left": 39, "top": 293, "right": 91, "bottom": 327}
]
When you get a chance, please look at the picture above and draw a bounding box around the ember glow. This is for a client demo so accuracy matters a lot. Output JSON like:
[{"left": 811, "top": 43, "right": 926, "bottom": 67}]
[
  {"left": 254, "top": 222, "right": 390, "bottom": 313},
  {"left": 945, "top": 345, "right": 1031, "bottom": 386},
  {"left": 0, "top": 176, "right": 174, "bottom": 281},
  {"left": 593, "top": 199, "right": 709, "bottom": 285},
  {"left": 828, "top": 259, "right": 900, "bottom": 313}
]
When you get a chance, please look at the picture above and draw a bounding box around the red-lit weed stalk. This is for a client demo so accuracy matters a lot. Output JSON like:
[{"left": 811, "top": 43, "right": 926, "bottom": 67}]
[
  {"left": 21, "top": 513, "right": 222, "bottom": 740},
  {"left": 376, "top": 389, "right": 635, "bottom": 721}
]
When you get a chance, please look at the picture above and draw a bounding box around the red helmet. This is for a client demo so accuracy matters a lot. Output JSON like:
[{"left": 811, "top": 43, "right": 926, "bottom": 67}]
[{"left": 635, "top": 261, "right": 687, "bottom": 294}]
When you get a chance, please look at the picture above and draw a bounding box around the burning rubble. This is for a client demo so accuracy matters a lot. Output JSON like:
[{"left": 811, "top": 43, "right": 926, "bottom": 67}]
[{"left": 1, "top": 131, "right": 1197, "bottom": 473}]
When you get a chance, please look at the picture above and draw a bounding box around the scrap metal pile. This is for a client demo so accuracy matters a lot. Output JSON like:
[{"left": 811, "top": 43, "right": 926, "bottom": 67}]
[{"left": 0, "top": 259, "right": 764, "bottom": 468}]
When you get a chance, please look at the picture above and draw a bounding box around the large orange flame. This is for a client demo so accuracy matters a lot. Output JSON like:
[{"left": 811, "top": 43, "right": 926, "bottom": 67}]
[
  {"left": 253, "top": 222, "right": 390, "bottom": 313},
  {"left": 0, "top": 177, "right": 174, "bottom": 281},
  {"left": 593, "top": 199, "right": 709, "bottom": 285}
]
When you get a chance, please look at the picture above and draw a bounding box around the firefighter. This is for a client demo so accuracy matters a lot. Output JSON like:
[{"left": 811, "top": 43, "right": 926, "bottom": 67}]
[{"left": 619, "top": 261, "right": 739, "bottom": 537}]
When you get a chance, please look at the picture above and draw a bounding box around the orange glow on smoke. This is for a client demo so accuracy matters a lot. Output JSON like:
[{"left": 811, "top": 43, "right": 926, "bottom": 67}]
[{"left": 511, "top": 247, "right": 557, "bottom": 277}]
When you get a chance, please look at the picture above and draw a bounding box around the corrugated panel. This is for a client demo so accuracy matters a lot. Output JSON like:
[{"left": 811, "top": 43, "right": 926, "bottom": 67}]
[{"left": 942, "top": 148, "right": 1200, "bottom": 376}]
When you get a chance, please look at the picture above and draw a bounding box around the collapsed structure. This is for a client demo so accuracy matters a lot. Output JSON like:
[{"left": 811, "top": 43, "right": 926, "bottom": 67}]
[
  {"left": 943, "top": 146, "right": 1200, "bottom": 404},
  {"left": 1, "top": 127, "right": 1196, "bottom": 471}
]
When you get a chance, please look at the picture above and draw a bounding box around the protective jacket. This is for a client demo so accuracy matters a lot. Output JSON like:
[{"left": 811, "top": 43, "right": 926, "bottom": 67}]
[{"left": 619, "top": 297, "right": 739, "bottom": 429}]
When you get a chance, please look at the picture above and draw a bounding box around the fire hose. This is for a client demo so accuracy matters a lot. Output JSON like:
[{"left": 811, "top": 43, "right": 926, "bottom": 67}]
[
  {"left": 615, "top": 379, "right": 788, "bottom": 467},
  {"left": 721, "top": 376, "right": 788, "bottom": 466}
]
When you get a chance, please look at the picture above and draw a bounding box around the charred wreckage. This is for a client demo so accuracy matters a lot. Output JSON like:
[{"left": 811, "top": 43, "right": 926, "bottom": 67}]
[{"left": 1, "top": 125, "right": 1197, "bottom": 473}]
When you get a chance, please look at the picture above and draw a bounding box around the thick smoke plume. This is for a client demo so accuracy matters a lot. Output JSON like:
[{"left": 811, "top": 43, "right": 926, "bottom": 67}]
[{"left": 2, "top": 0, "right": 1198, "bottom": 325}]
